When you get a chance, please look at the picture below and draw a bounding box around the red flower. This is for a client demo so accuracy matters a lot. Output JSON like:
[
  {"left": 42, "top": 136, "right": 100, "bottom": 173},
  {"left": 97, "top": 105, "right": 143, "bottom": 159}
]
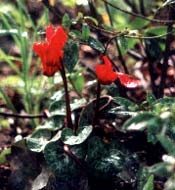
[
  {"left": 95, "top": 55, "right": 139, "bottom": 88},
  {"left": 33, "top": 25, "right": 67, "bottom": 77},
  {"left": 95, "top": 55, "right": 118, "bottom": 85}
]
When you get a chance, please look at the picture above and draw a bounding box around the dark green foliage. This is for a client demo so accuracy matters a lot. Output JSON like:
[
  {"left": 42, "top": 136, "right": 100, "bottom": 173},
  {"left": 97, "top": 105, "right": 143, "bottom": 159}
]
[
  {"left": 82, "top": 23, "right": 90, "bottom": 41},
  {"left": 144, "top": 39, "right": 162, "bottom": 61},
  {"left": 44, "top": 140, "right": 86, "bottom": 180},
  {"left": 26, "top": 129, "right": 52, "bottom": 152},
  {"left": 87, "top": 137, "right": 139, "bottom": 182},
  {"left": 62, "top": 13, "right": 71, "bottom": 30},
  {"left": 63, "top": 40, "right": 79, "bottom": 73},
  {"left": 87, "top": 36, "right": 105, "bottom": 52}
]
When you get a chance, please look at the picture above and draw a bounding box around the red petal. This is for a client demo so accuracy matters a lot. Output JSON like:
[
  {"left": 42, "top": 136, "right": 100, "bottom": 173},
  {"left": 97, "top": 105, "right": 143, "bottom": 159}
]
[
  {"left": 95, "top": 61, "right": 118, "bottom": 85},
  {"left": 46, "top": 24, "right": 55, "bottom": 42},
  {"left": 42, "top": 64, "right": 60, "bottom": 77},
  {"left": 117, "top": 72, "right": 139, "bottom": 88},
  {"left": 33, "top": 25, "right": 67, "bottom": 77},
  {"left": 33, "top": 42, "right": 48, "bottom": 56},
  {"left": 45, "top": 26, "right": 67, "bottom": 66},
  {"left": 101, "top": 55, "right": 112, "bottom": 67},
  {"left": 50, "top": 26, "right": 67, "bottom": 51},
  {"left": 33, "top": 42, "right": 43, "bottom": 56}
]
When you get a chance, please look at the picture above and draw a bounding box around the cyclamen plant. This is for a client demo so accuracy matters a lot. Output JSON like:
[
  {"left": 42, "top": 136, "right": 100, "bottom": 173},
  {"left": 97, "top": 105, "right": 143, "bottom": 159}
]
[
  {"left": 33, "top": 24, "right": 139, "bottom": 128},
  {"left": 29, "top": 23, "right": 140, "bottom": 189}
]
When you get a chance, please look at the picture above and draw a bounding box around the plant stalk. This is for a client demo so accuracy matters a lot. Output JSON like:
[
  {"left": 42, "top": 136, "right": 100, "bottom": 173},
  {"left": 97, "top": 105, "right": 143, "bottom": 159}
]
[
  {"left": 60, "top": 59, "right": 73, "bottom": 129},
  {"left": 93, "top": 81, "right": 101, "bottom": 125}
]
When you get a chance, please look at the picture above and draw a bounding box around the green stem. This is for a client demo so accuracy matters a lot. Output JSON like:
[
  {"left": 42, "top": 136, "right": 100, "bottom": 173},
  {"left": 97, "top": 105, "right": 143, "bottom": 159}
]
[{"left": 60, "top": 59, "right": 73, "bottom": 129}]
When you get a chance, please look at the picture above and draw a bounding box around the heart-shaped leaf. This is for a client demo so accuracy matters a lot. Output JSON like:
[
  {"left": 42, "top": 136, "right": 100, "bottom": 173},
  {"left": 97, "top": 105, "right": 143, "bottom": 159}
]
[
  {"left": 27, "top": 129, "right": 52, "bottom": 152},
  {"left": 61, "top": 125, "right": 93, "bottom": 145},
  {"left": 44, "top": 140, "right": 86, "bottom": 180}
]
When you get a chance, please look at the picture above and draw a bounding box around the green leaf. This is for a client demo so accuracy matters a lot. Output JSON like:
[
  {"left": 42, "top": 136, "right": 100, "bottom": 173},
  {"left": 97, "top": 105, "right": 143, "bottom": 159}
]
[
  {"left": 153, "top": 97, "right": 175, "bottom": 106},
  {"left": 69, "top": 29, "right": 82, "bottom": 39},
  {"left": 44, "top": 140, "right": 86, "bottom": 180},
  {"left": 62, "top": 13, "right": 71, "bottom": 30},
  {"left": 152, "top": 97, "right": 175, "bottom": 113},
  {"left": 147, "top": 118, "right": 162, "bottom": 144},
  {"left": 49, "top": 103, "right": 66, "bottom": 116},
  {"left": 143, "top": 175, "right": 154, "bottom": 190},
  {"left": 119, "top": 38, "right": 139, "bottom": 55},
  {"left": 63, "top": 40, "right": 79, "bottom": 73},
  {"left": 36, "top": 119, "right": 62, "bottom": 131},
  {"left": 61, "top": 125, "right": 93, "bottom": 145},
  {"left": 144, "top": 39, "right": 162, "bottom": 61},
  {"left": 145, "top": 26, "right": 167, "bottom": 36},
  {"left": 87, "top": 36, "right": 105, "bottom": 52},
  {"left": 129, "top": 17, "right": 150, "bottom": 30},
  {"left": 0, "top": 85, "right": 17, "bottom": 113},
  {"left": 157, "top": 134, "right": 175, "bottom": 156},
  {"left": 119, "top": 36, "right": 128, "bottom": 50},
  {"left": 146, "top": 92, "right": 156, "bottom": 106},
  {"left": 50, "top": 90, "right": 65, "bottom": 102},
  {"left": 49, "top": 91, "right": 66, "bottom": 116},
  {"left": 148, "top": 162, "right": 173, "bottom": 177},
  {"left": 0, "top": 148, "right": 11, "bottom": 165},
  {"left": 87, "top": 137, "right": 124, "bottom": 179},
  {"left": 70, "top": 98, "right": 86, "bottom": 111},
  {"left": 84, "top": 16, "right": 98, "bottom": 26},
  {"left": 82, "top": 23, "right": 90, "bottom": 41},
  {"left": 49, "top": 115, "right": 65, "bottom": 129},
  {"left": 137, "top": 167, "right": 150, "bottom": 190},
  {"left": 70, "top": 71, "right": 85, "bottom": 93},
  {"left": 112, "top": 110, "right": 137, "bottom": 118},
  {"left": 113, "top": 97, "right": 138, "bottom": 111},
  {"left": 123, "top": 113, "right": 158, "bottom": 131},
  {"left": 87, "top": 137, "right": 139, "bottom": 181},
  {"left": 27, "top": 129, "right": 52, "bottom": 152}
]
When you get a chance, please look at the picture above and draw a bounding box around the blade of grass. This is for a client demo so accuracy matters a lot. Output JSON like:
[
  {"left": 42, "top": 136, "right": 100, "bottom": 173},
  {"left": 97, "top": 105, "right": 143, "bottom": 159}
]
[
  {"left": 0, "top": 86, "right": 17, "bottom": 113},
  {"left": 0, "top": 50, "right": 22, "bottom": 77}
]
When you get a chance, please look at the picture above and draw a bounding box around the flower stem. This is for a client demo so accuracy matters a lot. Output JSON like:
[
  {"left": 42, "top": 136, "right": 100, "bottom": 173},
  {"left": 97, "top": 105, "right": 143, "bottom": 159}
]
[
  {"left": 93, "top": 81, "right": 101, "bottom": 125},
  {"left": 60, "top": 59, "right": 73, "bottom": 129}
]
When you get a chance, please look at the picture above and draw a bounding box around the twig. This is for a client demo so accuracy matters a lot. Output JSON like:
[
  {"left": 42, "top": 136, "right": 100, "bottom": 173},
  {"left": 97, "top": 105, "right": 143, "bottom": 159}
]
[
  {"left": 104, "top": 1, "right": 128, "bottom": 74},
  {"left": 102, "top": 0, "right": 175, "bottom": 24},
  {"left": 103, "top": 32, "right": 174, "bottom": 63},
  {"left": 0, "top": 111, "right": 46, "bottom": 119},
  {"left": 124, "top": 32, "right": 175, "bottom": 39},
  {"left": 88, "top": 21, "right": 175, "bottom": 40}
]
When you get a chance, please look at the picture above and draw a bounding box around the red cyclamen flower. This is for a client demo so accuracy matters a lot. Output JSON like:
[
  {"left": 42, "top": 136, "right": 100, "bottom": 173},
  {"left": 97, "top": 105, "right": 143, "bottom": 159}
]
[
  {"left": 95, "top": 55, "right": 118, "bottom": 85},
  {"left": 33, "top": 25, "right": 67, "bottom": 77},
  {"left": 95, "top": 55, "right": 139, "bottom": 88}
]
